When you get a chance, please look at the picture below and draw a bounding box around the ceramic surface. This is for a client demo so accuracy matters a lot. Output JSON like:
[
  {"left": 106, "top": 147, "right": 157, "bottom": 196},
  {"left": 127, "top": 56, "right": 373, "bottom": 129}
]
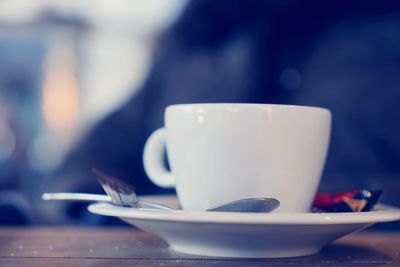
[
  {"left": 143, "top": 104, "right": 331, "bottom": 212},
  {"left": 88, "top": 196, "right": 400, "bottom": 258}
]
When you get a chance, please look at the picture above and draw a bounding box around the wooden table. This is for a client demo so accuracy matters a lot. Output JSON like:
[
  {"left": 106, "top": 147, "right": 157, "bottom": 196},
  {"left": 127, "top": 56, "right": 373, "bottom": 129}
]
[{"left": 0, "top": 228, "right": 399, "bottom": 266}]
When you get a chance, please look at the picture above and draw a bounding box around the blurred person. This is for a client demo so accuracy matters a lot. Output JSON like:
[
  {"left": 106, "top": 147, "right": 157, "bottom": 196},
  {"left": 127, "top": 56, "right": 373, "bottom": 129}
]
[{"left": 40, "top": 0, "right": 400, "bottom": 225}]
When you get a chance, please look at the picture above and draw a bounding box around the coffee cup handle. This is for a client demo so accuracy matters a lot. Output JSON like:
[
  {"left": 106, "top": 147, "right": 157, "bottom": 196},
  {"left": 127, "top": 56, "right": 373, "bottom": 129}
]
[{"left": 143, "top": 128, "right": 175, "bottom": 188}]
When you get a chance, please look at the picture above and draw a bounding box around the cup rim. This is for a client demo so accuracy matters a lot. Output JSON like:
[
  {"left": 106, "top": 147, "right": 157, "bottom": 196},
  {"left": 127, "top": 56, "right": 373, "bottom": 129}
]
[{"left": 166, "top": 103, "right": 331, "bottom": 114}]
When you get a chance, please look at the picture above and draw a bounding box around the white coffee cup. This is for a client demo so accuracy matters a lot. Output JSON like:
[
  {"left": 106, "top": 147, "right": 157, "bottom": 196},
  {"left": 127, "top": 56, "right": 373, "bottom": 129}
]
[{"left": 143, "top": 104, "right": 331, "bottom": 212}]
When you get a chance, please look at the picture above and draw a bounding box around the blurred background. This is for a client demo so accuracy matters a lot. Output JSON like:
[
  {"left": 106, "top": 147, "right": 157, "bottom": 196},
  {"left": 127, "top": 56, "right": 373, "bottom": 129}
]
[
  {"left": 0, "top": 0, "right": 187, "bottom": 224},
  {"left": 0, "top": 0, "right": 399, "bottom": 227}
]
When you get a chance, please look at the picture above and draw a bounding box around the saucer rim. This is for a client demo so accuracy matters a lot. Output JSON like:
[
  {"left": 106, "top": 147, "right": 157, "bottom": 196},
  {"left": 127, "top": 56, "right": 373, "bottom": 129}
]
[{"left": 88, "top": 202, "right": 400, "bottom": 225}]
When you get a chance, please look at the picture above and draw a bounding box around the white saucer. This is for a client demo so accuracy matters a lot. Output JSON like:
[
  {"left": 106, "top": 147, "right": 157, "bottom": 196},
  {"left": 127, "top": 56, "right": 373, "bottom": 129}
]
[{"left": 88, "top": 195, "right": 400, "bottom": 258}]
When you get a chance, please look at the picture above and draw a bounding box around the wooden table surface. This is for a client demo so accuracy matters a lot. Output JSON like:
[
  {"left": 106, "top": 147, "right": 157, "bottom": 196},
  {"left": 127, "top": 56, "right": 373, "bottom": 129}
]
[{"left": 0, "top": 227, "right": 399, "bottom": 266}]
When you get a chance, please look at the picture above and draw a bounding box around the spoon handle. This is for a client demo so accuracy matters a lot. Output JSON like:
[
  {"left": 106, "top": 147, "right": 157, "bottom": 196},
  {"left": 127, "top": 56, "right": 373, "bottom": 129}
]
[
  {"left": 42, "top": 192, "right": 174, "bottom": 210},
  {"left": 138, "top": 200, "right": 175, "bottom": 210},
  {"left": 42, "top": 193, "right": 111, "bottom": 202}
]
